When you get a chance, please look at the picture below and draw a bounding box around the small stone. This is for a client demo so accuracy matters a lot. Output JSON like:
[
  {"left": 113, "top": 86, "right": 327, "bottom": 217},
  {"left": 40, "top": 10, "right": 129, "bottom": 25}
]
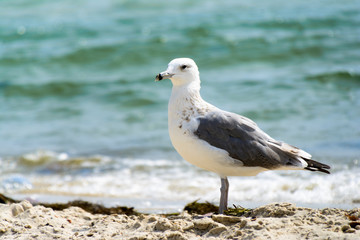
[
  {"left": 212, "top": 215, "right": 242, "bottom": 224},
  {"left": 311, "top": 217, "right": 323, "bottom": 224},
  {"left": 11, "top": 204, "right": 24, "bottom": 216},
  {"left": 254, "top": 224, "right": 263, "bottom": 230},
  {"left": 24, "top": 225, "right": 32, "bottom": 229},
  {"left": 129, "top": 235, "right": 147, "bottom": 240},
  {"left": 239, "top": 220, "right": 247, "bottom": 228},
  {"left": 133, "top": 222, "right": 141, "bottom": 229},
  {"left": 341, "top": 225, "right": 350, "bottom": 232},
  {"left": 182, "top": 222, "right": 194, "bottom": 231},
  {"left": 345, "top": 229, "right": 356, "bottom": 233},
  {"left": 165, "top": 231, "right": 187, "bottom": 240},
  {"left": 11, "top": 228, "right": 20, "bottom": 233},
  {"left": 20, "top": 200, "right": 32, "bottom": 210},
  {"left": 293, "top": 219, "right": 302, "bottom": 226},
  {"left": 208, "top": 226, "right": 227, "bottom": 235},
  {"left": 120, "top": 215, "right": 129, "bottom": 223},
  {"left": 148, "top": 216, "right": 157, "bottom": 222},
  {"left": 356, "top": 225, "right": 360, "bottom": 230},
  {"left": 154, "top": 218, "right": 172, "bottom": 231},
  {"left": 193, "top": 218, "right": 214, "bottom": 230}
]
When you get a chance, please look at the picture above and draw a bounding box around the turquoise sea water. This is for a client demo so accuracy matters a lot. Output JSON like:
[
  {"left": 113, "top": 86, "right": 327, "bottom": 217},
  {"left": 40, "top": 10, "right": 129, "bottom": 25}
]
[{"left": 1, "top": 0, "right": 360, "bottom": 212}]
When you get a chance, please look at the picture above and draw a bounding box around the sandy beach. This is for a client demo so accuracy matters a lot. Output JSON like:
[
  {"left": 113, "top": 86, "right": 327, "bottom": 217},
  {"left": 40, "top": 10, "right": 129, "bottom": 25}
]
[{"left": 1, "top": 200, "right": 359, "bottom": 240}]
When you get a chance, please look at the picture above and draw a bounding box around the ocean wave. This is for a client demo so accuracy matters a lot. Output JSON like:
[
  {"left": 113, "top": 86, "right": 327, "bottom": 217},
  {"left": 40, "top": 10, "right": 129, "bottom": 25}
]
[
  {"left": 2, "top": 155, "right": 359, "bottom": 208},
  {"left": 2, "top": 81, "right": 86, "bottom": 98},
  {"left": 1, "top": 79, "right": 135, "bottom": 99},
  {"left": 306, "top": 71, "right": 360, "bottom": 84},
  {"left": 251, "top": 16, "right": 358, "bottom": 30},
  {"left": 0, "top": 150, "right": 112, "bottom": 175}
]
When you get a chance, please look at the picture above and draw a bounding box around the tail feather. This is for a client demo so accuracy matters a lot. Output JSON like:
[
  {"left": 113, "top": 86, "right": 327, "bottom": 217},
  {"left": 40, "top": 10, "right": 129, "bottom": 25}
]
[{"left": 303, "top": 158, "right": 331, "bottom": 174}]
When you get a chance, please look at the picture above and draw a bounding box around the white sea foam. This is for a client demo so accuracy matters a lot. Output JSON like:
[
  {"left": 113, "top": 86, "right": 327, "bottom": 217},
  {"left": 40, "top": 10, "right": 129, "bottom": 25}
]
[{"left": 2, "top": 152, "right": 359, "bottom": 211}]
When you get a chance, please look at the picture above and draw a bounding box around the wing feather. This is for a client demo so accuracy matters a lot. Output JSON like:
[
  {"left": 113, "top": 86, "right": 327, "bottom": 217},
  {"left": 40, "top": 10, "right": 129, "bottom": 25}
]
[{"left": 194, "top": 111, "right": 307, "bottom": 169}]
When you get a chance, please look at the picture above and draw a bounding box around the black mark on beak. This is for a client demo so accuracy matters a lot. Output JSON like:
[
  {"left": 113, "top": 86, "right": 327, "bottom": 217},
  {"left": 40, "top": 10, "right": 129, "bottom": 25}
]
[{"left": 155, "top": 73, "right": 163, "bottom": 81}]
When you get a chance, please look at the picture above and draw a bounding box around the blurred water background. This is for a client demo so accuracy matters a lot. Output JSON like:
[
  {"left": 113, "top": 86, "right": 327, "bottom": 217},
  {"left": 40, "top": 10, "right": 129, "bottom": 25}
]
[{"left": 1, "top": 0, "right": 360, "bottom": 212}]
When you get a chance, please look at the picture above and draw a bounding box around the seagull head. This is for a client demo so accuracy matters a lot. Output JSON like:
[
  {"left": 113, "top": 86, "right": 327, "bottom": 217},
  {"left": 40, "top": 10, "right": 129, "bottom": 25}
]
[{"left": 155, "top": 58, "right": 200, "bottom": 86}]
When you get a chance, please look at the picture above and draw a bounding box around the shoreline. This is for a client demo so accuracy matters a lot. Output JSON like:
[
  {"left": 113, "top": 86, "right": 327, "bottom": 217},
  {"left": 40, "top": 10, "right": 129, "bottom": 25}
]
[
  {"left": 1, "top": 195, "right": 359, "bottom": 239},
  {"left": 6, "top": 193, "right": 360, "bottom": 214}
]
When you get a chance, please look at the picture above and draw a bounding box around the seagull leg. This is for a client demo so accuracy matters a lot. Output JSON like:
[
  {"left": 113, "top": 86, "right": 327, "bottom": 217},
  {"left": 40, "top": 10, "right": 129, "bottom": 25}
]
[{"left": 219, "top": 177, "right": 229, "bottom": 214}]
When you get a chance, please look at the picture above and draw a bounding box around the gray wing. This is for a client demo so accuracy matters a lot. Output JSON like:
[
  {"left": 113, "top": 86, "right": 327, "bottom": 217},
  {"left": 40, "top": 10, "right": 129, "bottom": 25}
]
[{"left": 194, "top": 111, "right": 305, "bottom": 169}]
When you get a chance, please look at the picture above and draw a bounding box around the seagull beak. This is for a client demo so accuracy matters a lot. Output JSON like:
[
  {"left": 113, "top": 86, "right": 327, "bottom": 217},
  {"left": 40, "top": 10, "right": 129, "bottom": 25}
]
[{"left": 155, "top": 71, "right": 174, "bottom": 81}]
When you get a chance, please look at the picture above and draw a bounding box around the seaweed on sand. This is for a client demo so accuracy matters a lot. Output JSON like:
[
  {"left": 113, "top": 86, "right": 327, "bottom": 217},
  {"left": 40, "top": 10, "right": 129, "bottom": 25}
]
[
  {"left": 0, "top": 194, "right": 139, "bottom": 216},
  {"left": 41, "top": 200, "right": 140, "bottom": 216},
  {"left": 184, "top": 200, "right": 251, "bottom": 216}
]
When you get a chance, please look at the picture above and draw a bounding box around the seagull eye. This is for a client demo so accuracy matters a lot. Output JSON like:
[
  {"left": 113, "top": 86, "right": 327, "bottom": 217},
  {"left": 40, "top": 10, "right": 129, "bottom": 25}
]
[{"left": 180, "top": 65, "right": 188, "bottom": 70}]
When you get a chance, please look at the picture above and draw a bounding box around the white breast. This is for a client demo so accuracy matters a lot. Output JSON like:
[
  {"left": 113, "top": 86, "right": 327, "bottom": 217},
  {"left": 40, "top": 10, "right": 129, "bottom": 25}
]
[{"left": 168, "top": 90, "right": 266, "bottom": 177}]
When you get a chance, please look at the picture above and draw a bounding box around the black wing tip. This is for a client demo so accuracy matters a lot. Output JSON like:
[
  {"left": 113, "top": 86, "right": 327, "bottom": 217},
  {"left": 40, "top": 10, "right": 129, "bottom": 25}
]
[
  {"left": 303, "top": 158, "right": 331, "bottom": 174},
  {"left": 305, "top": 167, "right": 331, "bottom": 174}
]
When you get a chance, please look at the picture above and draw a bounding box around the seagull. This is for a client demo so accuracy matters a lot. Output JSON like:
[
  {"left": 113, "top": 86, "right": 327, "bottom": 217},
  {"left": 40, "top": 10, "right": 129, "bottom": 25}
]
[{"left": 155, "top": 58, "right": 330, "bottom": 214}]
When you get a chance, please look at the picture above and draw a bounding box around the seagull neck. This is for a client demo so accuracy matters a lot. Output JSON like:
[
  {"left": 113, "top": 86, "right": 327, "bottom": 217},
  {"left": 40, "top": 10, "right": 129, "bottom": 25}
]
[{"left": 170, "top": 81, "right": 202, "bottom": 102}]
